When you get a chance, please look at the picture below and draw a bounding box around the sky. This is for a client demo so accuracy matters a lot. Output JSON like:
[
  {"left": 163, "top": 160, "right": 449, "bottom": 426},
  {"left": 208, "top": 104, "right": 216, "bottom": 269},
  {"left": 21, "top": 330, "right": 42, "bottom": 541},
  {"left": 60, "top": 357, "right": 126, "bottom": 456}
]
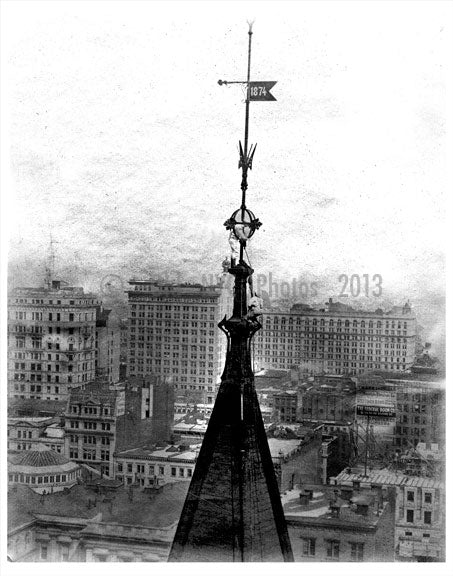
[{"left": 3, "top": 0, "right": 451, "bottom": 350}]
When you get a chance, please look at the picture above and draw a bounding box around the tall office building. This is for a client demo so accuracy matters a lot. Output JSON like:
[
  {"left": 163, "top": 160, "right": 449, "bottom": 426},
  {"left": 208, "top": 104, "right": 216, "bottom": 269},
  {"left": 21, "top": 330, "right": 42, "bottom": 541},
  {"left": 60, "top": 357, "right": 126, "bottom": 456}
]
[
  {"left": 8, "top": 280, "right": 99, "bottom": 402},
  {"left": 253, "top": 299, "right": 416, "bottom": 375},
  {"left": 126, "top": 271, "right": 230, "bottom": 403}
]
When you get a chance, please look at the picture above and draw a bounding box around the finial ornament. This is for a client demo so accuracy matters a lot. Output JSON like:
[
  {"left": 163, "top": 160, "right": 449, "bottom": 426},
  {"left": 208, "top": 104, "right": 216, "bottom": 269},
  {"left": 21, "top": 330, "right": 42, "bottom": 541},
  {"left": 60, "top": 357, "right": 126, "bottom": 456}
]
[{"left": 219, "top": 24, "right": 277, "bottom": 263}]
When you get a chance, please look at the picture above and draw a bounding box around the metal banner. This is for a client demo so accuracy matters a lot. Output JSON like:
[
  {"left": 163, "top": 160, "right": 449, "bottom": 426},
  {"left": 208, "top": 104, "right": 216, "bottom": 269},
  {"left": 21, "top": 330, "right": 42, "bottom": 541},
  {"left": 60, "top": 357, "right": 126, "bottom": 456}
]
[{"left": 248, "top": 81, "right": 277, "bottom": 101}]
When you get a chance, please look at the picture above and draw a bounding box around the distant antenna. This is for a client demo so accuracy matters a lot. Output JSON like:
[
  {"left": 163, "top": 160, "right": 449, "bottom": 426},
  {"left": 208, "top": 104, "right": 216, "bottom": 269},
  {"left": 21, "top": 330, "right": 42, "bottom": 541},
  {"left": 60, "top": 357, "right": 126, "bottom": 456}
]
[{"left": 45, "top": 233, "right": 58, "bottom": 289}]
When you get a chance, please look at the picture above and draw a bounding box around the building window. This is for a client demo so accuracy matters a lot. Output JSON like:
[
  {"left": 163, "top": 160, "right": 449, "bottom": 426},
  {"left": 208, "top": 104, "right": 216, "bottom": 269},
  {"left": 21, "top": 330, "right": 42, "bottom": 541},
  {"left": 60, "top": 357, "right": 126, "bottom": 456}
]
[
  {"left": 301, "top": 537, "right": 316, "bottom": 557},
  {"left": 407, "top": 491, "right": 414, "bottom": 502},
  {"left": 350, "top": 542, "right": 364, "bottom": 561},
  {"left": 326, "top": 540, "right": 340, "bottom": 560},
  {"left": 40, "top": 544, "right": 48, "bottom": 560},
  {"left": 159, "top": 466, "right": 164, "bottom": 476},
  {"left": 171, "top": 467, "right": 176, "bottom": 477},
  {"left": 424, "top": 492, "right": 432, "bottom": 504},
  {"left": 424, "top": 511, "right": 432, "bottom": 525},
  {"left": 406, "top": 509, "right": 414, "bottom": 523}
]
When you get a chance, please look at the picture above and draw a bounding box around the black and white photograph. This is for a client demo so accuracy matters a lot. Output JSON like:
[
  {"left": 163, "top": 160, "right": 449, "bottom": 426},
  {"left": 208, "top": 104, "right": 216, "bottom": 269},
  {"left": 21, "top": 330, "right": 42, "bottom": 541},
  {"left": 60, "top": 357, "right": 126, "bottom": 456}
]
[{"left": 1, "top": 0, "right": 451, "bottom": 572}]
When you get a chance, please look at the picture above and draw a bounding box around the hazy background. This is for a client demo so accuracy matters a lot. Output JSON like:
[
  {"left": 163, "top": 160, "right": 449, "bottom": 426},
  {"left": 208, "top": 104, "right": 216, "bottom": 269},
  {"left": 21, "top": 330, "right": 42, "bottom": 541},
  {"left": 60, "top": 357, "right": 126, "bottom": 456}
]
[{"left": 5, "top": 1, "right": 449, "bottom": 355}]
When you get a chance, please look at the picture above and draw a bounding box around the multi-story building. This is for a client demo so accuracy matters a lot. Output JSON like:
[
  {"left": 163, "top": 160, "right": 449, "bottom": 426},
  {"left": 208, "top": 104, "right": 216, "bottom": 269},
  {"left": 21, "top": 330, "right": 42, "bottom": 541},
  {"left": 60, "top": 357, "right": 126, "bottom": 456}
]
[
  {"left": 126, "top": 275, "right": 230, "bottom": 403},
  {"left": 284, "top": 482, "right": 396, "bottom": 561},
  {"left": 64, "top": 377, "right": 174, "bottom": 477},
  {"left": 397, "top": 442, "right": 444, "bottom": 478},
  {"left": 64, "top": 383, "right": 122, "bottom": 477},
  {"left": 334, "top": 468, "right": 445, "bottom": 561},
  {"left": 298, "top": 378, "right": 356, "bottom": 423},
  {"left": 388, "top": 378, "right": 445, "bottom": 450},
  {"left": 8, "top": 280, "right": 99, "bottom": 401},
  {"left": 356, "top": 375, "right": 445, "bottom": 450},
  {"left": 95, "top": 306, "right": 120, "bottom": 384},
  {"left": 273, "top": 391, "right": 298, "bottom": 423},
  {"left": 253, "top": 299, "right": 416, "bottom": 376}
]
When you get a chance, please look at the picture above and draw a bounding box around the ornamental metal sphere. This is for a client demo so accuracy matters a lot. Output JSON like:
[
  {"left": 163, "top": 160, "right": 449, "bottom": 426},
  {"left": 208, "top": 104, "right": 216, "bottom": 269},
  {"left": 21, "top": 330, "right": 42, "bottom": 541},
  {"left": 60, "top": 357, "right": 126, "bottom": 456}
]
[{"left": 224, "top": 207, "right": 262, "bottom": 241}]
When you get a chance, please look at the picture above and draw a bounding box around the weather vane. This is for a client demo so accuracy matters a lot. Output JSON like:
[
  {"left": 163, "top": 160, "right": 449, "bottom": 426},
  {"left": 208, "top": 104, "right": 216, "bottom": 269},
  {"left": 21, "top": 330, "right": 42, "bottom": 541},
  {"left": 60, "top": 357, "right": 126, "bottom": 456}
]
[{"left": 219, "top": 22, "right": 277, "bottom": 265}]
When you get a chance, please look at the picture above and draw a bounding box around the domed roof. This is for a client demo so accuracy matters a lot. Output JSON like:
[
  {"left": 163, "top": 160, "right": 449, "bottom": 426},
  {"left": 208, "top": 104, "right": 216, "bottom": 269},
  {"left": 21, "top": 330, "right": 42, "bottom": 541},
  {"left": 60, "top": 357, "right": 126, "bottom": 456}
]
[{"left": 13, "top": 449, "right": 70, "bottom": 468}]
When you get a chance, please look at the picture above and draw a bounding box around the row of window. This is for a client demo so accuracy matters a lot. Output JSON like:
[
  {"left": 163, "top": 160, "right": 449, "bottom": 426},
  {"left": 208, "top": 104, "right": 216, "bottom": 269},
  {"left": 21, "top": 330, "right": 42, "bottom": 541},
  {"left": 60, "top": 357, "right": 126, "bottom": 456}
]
[
  {"left": 131, "top": 304, "right": 215, "bottom": 312},
  {"left": 405, "top": 510, "right": 433, "bottom": 524},
  {"left": 264, "top": 317, "right": 409, "bottom": 328},
  {"left": 300, "top": 537, "right": 364, "bottom": 561},
  {"left": 69, "top": 449, "right": 110, "bottom": 460},
  {"left": 117, "top": 462, "right": 193, "bottom": 478},
  {"left": 12, "top": 297, "right": 96, "bottom": 305},
  {"left": 407, "top": 490, "right": 433, "bottom": 503},
  {"left": 9, "top": 471, "right": 77, "bottom": 484},
  {"left": 69, "top": 406, "right": 111, "bottom": 416}
]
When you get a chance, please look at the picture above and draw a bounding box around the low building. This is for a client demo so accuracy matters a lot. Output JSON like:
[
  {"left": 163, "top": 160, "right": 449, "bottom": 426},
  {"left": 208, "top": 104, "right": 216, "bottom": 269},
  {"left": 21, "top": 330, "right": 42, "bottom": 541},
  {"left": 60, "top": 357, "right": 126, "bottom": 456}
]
[
  {"left": 7, "top": 417, "right": 65, "bottom": 453},
  {"left": 7, "top": 480, "right": 189, "bottom": 561},
  {"left": 114, "top": 444, "right": 197, "bottom": 487},
  {"left": 334, "top": 467, "right": 445, "bottom": 561},
  {"left": 8, "top": 398, "right": 67, "bottom": 418},
  {"left": 284, "top": 483, "right": 395, "bottom": 561},
  {"left": 396, "top": 442, "right": 444, "bottom": 478},
  {"left": 174, "top": 402, "right": 213, "bottom": 418},
  {"left": 8, "top": 448, "right": 82, "bottom": 493},
  {"left": 298, "top": 379, "right": 356, "bottom": 423}
]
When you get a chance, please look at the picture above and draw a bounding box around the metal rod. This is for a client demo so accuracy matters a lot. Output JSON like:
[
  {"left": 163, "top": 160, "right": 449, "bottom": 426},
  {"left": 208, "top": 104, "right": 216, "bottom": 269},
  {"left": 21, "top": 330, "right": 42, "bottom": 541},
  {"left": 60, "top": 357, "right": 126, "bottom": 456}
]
[
  {"left": 241, "top": 23, "right": 253, "bottom": 209},
  {"left": 239, "top": 23, "right": 253, "bottom": 264},
  {"left": 364, "top": 414, "right": 369, "bottom": 477}
]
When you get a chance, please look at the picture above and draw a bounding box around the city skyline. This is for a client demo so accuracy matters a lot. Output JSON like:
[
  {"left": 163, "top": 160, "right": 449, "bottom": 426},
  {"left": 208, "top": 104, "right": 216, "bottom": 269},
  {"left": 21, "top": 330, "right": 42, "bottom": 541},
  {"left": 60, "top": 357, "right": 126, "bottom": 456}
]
[
  {"left": 2, "top": 0, "right": 451, "bottom": 571},
  {"left": 5, "top": 3, "right": 447, "bottom": 298}
]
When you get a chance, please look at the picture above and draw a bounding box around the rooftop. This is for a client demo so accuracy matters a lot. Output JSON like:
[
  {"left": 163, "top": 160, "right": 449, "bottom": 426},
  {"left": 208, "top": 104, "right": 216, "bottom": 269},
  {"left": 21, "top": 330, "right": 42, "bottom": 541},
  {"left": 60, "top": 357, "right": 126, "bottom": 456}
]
[
  {"left": 8, "top": 399, "right": 67, "bottom": 417},
  {"left": 334, "top": 467, "right": 443, "bottom": 489},
  {"left": 116, "top": 444, "right": 199, "bottom": 462},
  {"left": 8, "top": 480, "right": 190, "bottom": 532},
  {"left": 268, "top": 439, "right": 302, "bottom": 459},
  {"left": 283, "top": 484, "right": 387, "bottom": 529},
  {"left": 8, "top": 449, "right": 71, "bottom": 468},
  {"left": 8, "top": 417, "right": 56, "bottom": 427}
]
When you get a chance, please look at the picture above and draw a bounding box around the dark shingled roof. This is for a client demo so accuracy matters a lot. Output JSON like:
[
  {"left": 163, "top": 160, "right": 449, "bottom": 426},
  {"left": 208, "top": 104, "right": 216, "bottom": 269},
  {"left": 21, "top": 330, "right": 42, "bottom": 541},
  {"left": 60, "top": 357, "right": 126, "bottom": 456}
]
[{"left": 10, "top": 450, "right": 70, "bottom": 468}]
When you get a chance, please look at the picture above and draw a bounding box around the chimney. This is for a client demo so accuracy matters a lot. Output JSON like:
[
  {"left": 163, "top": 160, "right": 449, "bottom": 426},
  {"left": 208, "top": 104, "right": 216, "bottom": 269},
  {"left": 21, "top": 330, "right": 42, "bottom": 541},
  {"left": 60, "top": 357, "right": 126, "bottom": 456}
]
[
  {"left": 329, "top": 502, "right": 341, "bottom": 518},
  {"left": 299, "top": 493, "right": 309, "bottom": 506},
  {"left": 340, "top": 486, "right": 353, "bottom": 501},
  {"left": 355, "top": 502, "right": 369, "bottom": 516}
]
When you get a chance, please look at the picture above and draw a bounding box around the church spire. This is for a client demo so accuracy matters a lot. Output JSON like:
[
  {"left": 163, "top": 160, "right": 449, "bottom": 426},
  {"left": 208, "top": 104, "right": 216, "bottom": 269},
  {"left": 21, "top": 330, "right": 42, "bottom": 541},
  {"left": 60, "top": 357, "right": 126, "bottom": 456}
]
[{"left": 168, "top": 24, "right": 292, "bottom": 563}]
